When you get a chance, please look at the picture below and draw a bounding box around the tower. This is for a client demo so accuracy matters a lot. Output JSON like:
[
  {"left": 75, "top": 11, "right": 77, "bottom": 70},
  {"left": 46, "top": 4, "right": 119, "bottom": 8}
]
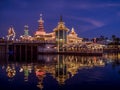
[
  {"left": 24, "top": 25, "right": 29, "bottom": 36},
  {"left": 67, "top": 27, "right": 83, "bottom": 44},
  {"left": 70, "top": 27, "right": 77, "bottom": 37},
  {"left": 35, "top": 14, "right": 46, "bottom": 37},
  {"left": 20, "top": 25, "right": 32, "bottom": 41},
  {"left": 6, "top": 26, "right": 16, "bottom": 41},
  {"left": 53, "top": 16, "right": 69, "bottom": 52}
]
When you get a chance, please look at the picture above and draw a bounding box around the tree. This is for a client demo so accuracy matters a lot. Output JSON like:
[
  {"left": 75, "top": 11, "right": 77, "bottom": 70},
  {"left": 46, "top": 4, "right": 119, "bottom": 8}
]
[
  {"left": 82, "top": 38, "right": 89, "bottom": 42},
  {"left": 112, "top": 35, "right": 116, "bottom": 42}
]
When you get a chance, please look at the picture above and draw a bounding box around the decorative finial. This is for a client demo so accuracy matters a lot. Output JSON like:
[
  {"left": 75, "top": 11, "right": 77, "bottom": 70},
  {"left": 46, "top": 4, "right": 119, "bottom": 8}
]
[
  {"left": 24, "top": 25, "right": 29, "bottom": 35},
  {"left": 38, "top": 13, "right": 44, "bottom": 23},
  {"left": 24, "top": 25, "right": 28, "bottom": 28},
  {"left": 40, "top": 14, "right": 42, "bottom": 20},
  {"left": 40, "top": 14, "right": 42, "bottom": 17},
  {"left": 71, "top": 27, "right": 74, "bottom": 32}
]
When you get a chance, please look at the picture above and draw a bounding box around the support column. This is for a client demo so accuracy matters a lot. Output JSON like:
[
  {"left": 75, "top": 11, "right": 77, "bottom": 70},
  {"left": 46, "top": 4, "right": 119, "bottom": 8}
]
[
  {"left": 25, "top": 45, "right": 27, "bottom": 61},
  {"left": 20, "top": 45, "right": 21, "bottom": 61},
  {"left": 31, "top": 45, "right": 33, "bottom": 61},
  {"left": 58, "top": 30, "right": 59, "bottom": 52},
  {"left": 14, "top": 45, "right": 16, "bottom": 60},
  {"left": 6, "top": 41, "right": 9, "bottom": 54}
]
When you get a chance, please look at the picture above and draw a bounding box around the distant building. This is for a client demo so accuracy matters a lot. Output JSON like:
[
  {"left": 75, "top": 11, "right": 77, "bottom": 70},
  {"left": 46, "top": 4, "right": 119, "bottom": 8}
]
[
  {"left": 67, "top": 27, "right": 82, "bottom": 44},
  {"left": 19, "top": 14, "right": 83, "bottom": 45},
  {"left": 20, "top": 25, "right": 32, "bottom": 41},
  {"left": 34, "top": 14, "right": 55, "bottom": 42},
  {"left": 6, "top": 26, "right": 16, "bottom": 41}
]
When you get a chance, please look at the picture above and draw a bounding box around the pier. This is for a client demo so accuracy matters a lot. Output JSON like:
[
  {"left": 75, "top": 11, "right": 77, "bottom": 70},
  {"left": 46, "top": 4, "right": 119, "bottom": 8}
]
[{"left": 0, "top": 40, "right": 103, "bottom": 57}]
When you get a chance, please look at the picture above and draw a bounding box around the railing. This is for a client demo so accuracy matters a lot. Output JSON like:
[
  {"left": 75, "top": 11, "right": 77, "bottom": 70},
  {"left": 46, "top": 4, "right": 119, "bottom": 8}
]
[{"left": 13, "top": 40, "right": 56, "bottom": 44}]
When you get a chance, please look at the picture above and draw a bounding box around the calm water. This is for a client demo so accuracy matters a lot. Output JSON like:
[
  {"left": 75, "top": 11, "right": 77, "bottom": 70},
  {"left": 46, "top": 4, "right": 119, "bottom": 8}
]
[{"left": 0, "top": 53, "right": 120, "bottom": 90}]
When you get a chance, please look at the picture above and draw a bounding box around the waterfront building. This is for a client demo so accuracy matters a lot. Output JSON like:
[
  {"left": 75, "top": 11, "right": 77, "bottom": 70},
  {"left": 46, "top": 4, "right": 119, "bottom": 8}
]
[
  {"left": 67, "top": 27, "right": 82, "bottom": 44},
  {"left": 20, "top": 25, "right": 33, "bottom": 41},
  {"left": 53, "top": 16, "right": 69, "bottom": 51},
  {"left": 6, "top": 26, "right": 16, "bottom": 41},
  {"left": 0, "top": 14, "right": 105, "bottom": 54},
  {"left": 34, "top": 14, "right": 46, "bottom": 37},
  {"left": 34, "top": 14, "right": 55, "bottom": 42}
]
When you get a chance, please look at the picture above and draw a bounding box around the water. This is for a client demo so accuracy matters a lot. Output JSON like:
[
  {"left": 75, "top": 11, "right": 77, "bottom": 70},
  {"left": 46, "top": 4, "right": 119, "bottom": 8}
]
[{"left": 0, "top": 53, "right": 120, "bottom": 90}]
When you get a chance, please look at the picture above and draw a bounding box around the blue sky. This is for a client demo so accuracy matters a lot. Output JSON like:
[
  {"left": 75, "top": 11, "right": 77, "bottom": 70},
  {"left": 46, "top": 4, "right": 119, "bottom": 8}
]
[{"left": 0, "top": 0, "right": 120, "bottom": 38}]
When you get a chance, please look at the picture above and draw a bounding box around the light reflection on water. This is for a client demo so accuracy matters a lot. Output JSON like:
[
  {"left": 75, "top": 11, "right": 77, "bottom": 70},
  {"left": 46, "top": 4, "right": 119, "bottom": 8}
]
[{"left": 0, "top": 53, "right": 120, "bottom": 90}]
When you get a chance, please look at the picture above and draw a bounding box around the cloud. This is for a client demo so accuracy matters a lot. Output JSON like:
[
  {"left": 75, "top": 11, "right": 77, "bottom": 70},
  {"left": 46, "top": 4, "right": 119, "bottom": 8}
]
[
  {"left": 67, "top": 16, "right": 105, "bottom": 27},
  {"left": 65, "top": 16, "right": 105, "bottom": 33},
  {"left": 78, "top": 17, "right": 104, "bottom": 27},
  {"left": 69, "top": 3, "right": 120, "bottom": 10},
  {"left": 79, "top": 25, "right": 97, "bottom": 32}
]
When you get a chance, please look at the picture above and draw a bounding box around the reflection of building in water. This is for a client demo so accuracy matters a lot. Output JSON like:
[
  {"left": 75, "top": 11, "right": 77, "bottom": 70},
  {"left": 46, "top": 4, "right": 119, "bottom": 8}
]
[
  {"left": 19, "top": 64, "right": 33, "bottom": 82},
  {"left": 6, "top": 64, "right": 16, "bottom": 78},
  {"left": 3, "top": 55, "right": 106, "bottom": 89},
  {"left": 54, "top": 55, "right": 69, "bottom": 85},
  {"left": 65, "top": 56, "right": 79, "bottom": 77},
  {"left": 35, "top": 65, "right": 46, "bottom": 90},
  {"left": 103, "top": 53, "right": 120, "bottom": 60},
  {"left": 103, "top": 53, "right": 120, "bottom": 65},
  {"left": 66, "top": 56, "right": 105, "bottom": 69},
  {"left": 50, "top": 55, "right": 105, "bottom": 85}
]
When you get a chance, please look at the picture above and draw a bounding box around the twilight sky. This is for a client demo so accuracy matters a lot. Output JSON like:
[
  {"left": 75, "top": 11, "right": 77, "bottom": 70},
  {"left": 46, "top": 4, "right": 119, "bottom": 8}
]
[{"left": 0, "top": 0, "right": 120, "bottom": 38}]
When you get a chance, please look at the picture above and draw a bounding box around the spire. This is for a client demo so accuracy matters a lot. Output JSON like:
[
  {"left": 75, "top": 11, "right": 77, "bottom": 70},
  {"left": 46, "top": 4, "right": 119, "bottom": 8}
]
[
  {"left": 71, "top": 27, "right": 75, "bottom": 32},
  {"left": 53, "top": 16, "right": 69, "bottom": 32},
  {"left": 8, "top": 26, "right": 15, "bottom": 35},
  {"left": 38, "top": 14, "right": 44, "bottom": 32},
  {"left": 40, "top": 14, "right": 43, "bottom": 21},
  {"left": 24, "top": 25, "right": 29, "bottom": 36},
  {"left": 38, "top": 14, "right": 44, "bottom": 23},
  {"left": 60, "top": 15, "right": 63, "bottom": 22},
  {"left": 24, "top": 25, "right": 28, "bottom": 30},
  {"left": 7, "top": 26, "right": 16, "bottom": 40},
  {"left": 70, "top": 27, "right": 77, "bottom": 36}
]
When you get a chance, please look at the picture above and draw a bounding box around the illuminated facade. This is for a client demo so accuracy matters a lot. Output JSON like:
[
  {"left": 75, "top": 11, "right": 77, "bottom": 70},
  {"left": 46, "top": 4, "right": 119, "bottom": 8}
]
[
  {"left": 53, "top": 16, "right": 69, "bottom": 51},
  {"left": 34, "top": 14, "right": 46, "bottom": 37},
  {"left": 6, "top": 26, "right": 16, "bottom": 41},
  {"left": 3, "top": 14, "right": 105, "bottom": 53},
  {"left": 20, "top": 25, "right": 32, "bottom": 41},
  {"left": 34, "top": 14, "right": 55, "bottom": 42},
  {"left": 67, "top": 27, "right": 82, "bottom": 44}
]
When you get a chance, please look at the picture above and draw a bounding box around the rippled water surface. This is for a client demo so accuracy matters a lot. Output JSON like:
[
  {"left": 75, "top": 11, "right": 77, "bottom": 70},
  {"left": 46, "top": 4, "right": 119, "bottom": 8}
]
[{"left": 0, "top": 53, "right": 120, "bottom": 90}]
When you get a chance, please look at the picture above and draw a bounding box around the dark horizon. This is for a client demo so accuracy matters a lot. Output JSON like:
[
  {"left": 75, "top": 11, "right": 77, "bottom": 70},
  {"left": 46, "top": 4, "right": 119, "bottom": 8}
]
[{"left": 1, "top": 0, "right": 120, "bottom": 38}]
